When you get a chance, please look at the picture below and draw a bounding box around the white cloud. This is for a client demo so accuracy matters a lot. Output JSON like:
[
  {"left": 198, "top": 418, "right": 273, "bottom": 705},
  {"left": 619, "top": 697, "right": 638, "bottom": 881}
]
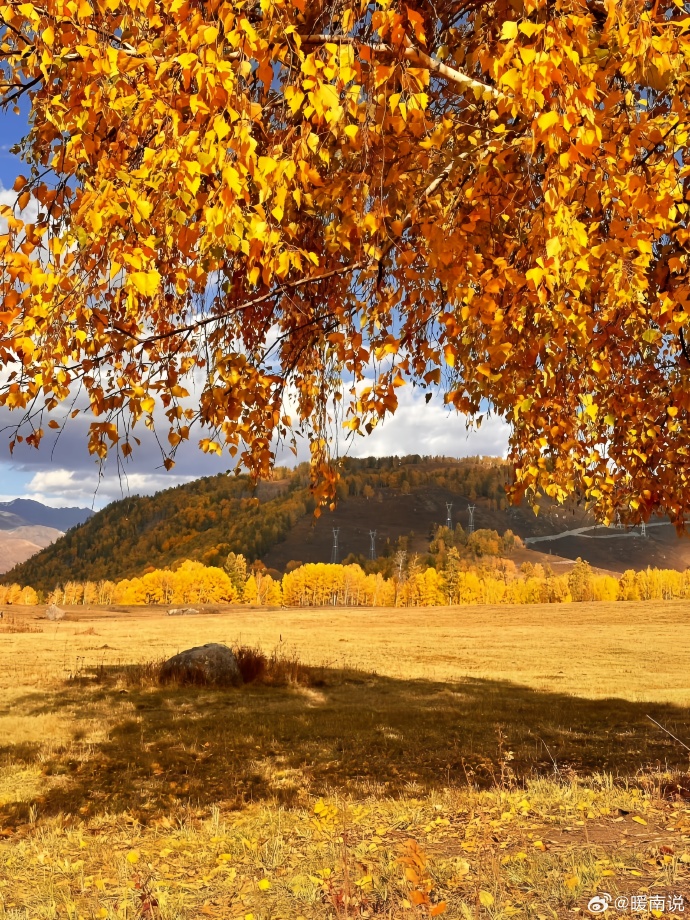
[
  {"left": 22, "top": 467, "right": 200, "bottom": 508},
  {"left": 0, "top": 183, "right": 39, "bottom": 226},
  {"left": 0, "top": 334, "right": 511, "bottom": 507},
  {"left": 343, "top": 386, "right": 509, "bottom": 461},
  {"left": 27, "top": 469, "right": 81, "bottom": 494}
]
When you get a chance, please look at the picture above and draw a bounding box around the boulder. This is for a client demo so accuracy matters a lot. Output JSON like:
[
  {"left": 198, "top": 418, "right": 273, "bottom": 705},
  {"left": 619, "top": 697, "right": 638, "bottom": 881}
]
[
  {"left": 45, "top": 604, "right": 65, "bottom": 621},
  {"left": 160, "top": 643, "right": 242, "bottom": 687},
  {"left": 167, "top": 607, "right": 200, "bottom": 616}
]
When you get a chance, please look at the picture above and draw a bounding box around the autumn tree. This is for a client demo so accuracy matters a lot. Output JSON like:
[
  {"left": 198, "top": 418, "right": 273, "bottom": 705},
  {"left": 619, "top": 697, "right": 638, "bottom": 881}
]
[
  {"left": 568, "top": 557, "right": 594, "bottom": 603},
  {"left": 3, "top": 1, "right": 690, "bottom": 521}
]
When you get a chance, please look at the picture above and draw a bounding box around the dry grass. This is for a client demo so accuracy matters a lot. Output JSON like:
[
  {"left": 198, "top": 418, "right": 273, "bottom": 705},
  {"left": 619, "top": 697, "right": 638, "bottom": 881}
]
[
  {"left": 1, "top": 600, "right": 690, "bottom": 917},
  {"left": 0, "top": 613, "right": 43, "bottom": 634},
  {"left": 2, "top": 599, "right": 689, "bottom": 703}
]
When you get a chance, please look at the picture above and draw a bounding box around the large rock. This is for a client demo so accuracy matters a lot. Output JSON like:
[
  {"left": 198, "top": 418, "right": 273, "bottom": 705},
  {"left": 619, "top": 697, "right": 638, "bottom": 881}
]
[
  {"left": 45, "top": 604, "right": 65, "bottom": 621},
  {"left": 167, "top": 607, "right": 199, "bottom": 616},
  {"left": 160, "top": 643, "right": 242, "bottom": 687}
]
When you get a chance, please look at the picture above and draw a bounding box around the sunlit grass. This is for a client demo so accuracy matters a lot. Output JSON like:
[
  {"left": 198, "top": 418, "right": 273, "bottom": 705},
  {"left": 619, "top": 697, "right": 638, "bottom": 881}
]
[{"left": 1, "top": 600, "right": 690, "bottom": 917}]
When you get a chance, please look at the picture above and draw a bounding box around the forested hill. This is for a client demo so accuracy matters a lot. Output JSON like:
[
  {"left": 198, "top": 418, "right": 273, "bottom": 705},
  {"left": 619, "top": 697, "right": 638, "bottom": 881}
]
[
  {"left": 4, "top": 457, "right": 513, "bottom": 590},
  {"left": 6, "top": 455, "right": 690, "bottom": 592},
  {"left": 5, "top": 469, "right": 315, "bottom": 591}
]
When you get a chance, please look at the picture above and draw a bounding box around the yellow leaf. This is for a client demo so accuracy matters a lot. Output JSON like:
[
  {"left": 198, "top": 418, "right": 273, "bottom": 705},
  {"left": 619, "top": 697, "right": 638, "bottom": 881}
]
[
  {"left": 519, "top": 21, "right": 544, "bottom": 36},
  {"left": 126, "top": 850, "right": 140, "bottom": 864},
  {"left": 500, "top": 21, "right": 518, "bottom": 40},
  {"left": 317, "top": 83, "right": 341, "bottom": 114},
  {"left": 632, "top": 815, "right": 647, "bottom": 825},
  {"left": 479, "top": 891, "right": 494, "bottom": 908},
  {"left": 537, "top": 111, "right": 559, "bottom": 132},
  {"left": 499, "top": 68, "right": 520, "bottom": 90},
  {"left": 258, "top": 879, "right": 271, "bottom": 891},
  {"left": 130, "top": 270, "right": 161, "bottom": 297},
  {"left": 546, "top": 237, "right": 561, "bottom": 258}
]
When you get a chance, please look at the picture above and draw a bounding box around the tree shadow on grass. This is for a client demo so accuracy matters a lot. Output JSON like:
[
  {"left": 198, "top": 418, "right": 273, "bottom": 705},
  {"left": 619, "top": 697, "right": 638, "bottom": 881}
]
[{"left": 2, "top": 665, "right": 690, "bottom": 825}]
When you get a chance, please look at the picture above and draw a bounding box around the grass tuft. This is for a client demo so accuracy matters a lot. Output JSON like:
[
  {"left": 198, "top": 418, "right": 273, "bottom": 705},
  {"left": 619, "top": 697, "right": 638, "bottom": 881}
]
[{"left": 89, "top": 644, "right": 321, "bottom": 690}]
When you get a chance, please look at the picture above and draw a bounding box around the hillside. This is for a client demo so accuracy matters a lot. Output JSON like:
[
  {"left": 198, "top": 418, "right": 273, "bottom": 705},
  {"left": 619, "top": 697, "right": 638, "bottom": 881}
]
[
  {"left": 4, "top": 470, "right": 314, "bottom": 590},
  {"left": 262, "top": 458, "right": 690, "bottom": 574},
  {"left": 0, "top": 499, "right": 93, "bottom": 574},
  {"left": 5, "top": 456, "right": 690, "bottom": 591},
  {"left": 0, "top": 525, "right": 64, "bottom": 572}
]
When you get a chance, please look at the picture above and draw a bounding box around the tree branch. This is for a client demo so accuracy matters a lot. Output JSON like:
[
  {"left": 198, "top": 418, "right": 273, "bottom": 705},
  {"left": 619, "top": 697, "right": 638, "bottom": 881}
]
[
  {"left": 109, "top": 259, "right": 369, "bottom": 347},
  {"left": 1, "top": 75, "right": 41, "bottom": 105},
  {"left": 300, "top": 34, "right": 505, "bottom": 102},
  {"left": 108, "top": 157, "right": 461, "bottom": 352}
]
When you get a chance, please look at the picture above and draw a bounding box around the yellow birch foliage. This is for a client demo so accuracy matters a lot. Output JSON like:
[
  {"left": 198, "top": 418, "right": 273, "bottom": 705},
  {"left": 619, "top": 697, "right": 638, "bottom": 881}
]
[
  {"left": 14, "top": 560, "right": 690, "bottom": 608},
  {"left": 2, "top": 0, "right": 690, "bottom": 519}
]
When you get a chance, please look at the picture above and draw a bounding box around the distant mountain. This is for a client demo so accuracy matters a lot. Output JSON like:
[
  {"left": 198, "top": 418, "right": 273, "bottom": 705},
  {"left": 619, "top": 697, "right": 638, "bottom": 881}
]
[
  {"left": 0, "top": 499, "right": 93, "bottom": 531},
  {"left": 4, "top": 457, "right": 690, "bottom": 591},
  {"left": 0, "top": 499, "right": 94, "bottom": 574}
]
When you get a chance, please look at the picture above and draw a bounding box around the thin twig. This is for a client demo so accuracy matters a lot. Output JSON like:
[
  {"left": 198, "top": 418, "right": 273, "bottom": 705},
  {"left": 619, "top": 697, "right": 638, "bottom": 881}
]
[
  {"left": 539, "top": 737, "right": 560, "bottom": 775},
  {"left": 646, "top": 714, "right": 690, "bottom": 753}
]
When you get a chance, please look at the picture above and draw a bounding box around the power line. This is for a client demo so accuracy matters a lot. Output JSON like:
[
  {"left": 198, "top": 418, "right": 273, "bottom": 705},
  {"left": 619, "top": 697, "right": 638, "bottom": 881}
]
[{"left": 330, "top": 528, "right": 340, "bottom": 564}]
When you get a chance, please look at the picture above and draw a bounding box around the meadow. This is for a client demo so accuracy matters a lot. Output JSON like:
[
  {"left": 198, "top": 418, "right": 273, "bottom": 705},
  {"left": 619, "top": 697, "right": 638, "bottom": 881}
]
[{"left": 1, "top": 601, "right": 690, "bottom": 918}]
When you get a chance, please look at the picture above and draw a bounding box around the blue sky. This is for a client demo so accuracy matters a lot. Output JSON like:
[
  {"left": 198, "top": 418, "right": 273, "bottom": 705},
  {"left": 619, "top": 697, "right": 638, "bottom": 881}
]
[
  {"left": 0, "top": 106, "right": 26, "bottom": 188},
  {"left": 0, "top": 108, "right": 508, "bottom": 510}
]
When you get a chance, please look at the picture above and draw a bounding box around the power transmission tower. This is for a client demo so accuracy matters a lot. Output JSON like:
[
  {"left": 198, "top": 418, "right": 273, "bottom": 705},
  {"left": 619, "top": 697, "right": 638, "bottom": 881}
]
[
  {"left": 445, "top": 503, "right": 453, "bottom": 530},
  {"left": 369, "top": 530, "right": 377, "bottom": 561},
  {"left": 615, "top": 510, "right": 622, "bottom": 529},
  {"left": 330, "top": 528, "right": 340, "bottom": 564},
  {"left": 640, "top": 520, "right": 647, "bottom": 538},
  {"left": 467, "top": 504, "right": 476, "bottom": 535}
]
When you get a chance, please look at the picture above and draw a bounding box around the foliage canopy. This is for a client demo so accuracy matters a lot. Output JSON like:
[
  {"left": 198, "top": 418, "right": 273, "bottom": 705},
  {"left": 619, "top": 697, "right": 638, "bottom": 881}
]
[{"left": 1, "top": 0, "right": 690, "bottom": 520}]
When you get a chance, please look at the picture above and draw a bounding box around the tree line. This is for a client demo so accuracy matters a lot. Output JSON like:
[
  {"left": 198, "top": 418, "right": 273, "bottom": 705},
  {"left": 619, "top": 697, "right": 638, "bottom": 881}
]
[{"left": 4, "top": 556, "right": 690, "bottom": 609}]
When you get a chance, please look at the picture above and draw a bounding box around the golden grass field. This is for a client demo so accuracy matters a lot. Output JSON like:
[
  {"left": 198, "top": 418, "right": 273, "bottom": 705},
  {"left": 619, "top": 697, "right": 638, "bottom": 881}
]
[{"left": 2, "top": 600, "right": 690, "bottom": 918}]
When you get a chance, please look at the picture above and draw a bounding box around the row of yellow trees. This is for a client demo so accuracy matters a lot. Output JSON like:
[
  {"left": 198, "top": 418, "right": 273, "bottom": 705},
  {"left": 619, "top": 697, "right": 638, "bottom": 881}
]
[{"left": 4, "top": 558, "right": 690, "bottom": 607}]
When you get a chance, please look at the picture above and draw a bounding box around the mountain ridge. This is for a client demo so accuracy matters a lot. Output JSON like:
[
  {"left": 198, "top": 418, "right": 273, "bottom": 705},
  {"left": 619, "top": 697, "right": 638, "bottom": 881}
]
[{"left": 0, "top": 498, "right": 93, "bottom": 531}]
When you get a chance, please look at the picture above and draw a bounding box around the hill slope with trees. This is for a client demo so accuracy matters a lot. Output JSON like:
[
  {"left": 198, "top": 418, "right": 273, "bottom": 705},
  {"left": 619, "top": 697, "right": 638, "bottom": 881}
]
[
  {"left": 4, "top": 469, "right": 313, "bottom": 591},
  {"left": 5, "top": 456, "right": 690, "bottom": 593}
]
